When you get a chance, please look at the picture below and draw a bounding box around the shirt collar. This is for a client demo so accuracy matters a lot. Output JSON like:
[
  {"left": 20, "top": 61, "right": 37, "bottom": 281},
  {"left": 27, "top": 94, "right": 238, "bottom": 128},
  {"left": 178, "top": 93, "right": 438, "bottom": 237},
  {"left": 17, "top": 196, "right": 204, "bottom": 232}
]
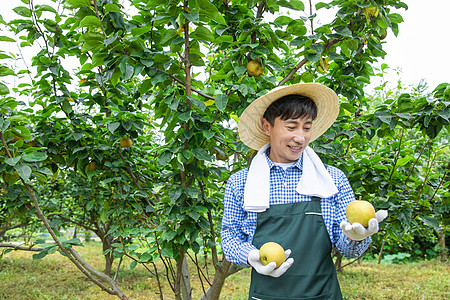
[{"left": 263, "top": 147, "right": 304, "bottom": 171}]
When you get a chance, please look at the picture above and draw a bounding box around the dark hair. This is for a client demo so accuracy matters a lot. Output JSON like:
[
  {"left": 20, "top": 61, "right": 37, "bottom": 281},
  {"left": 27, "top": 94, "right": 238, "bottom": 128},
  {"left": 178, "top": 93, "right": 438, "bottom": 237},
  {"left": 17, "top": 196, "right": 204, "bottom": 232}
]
[{"left": 262, "top": 94, "right": 318, "bottom": 126}]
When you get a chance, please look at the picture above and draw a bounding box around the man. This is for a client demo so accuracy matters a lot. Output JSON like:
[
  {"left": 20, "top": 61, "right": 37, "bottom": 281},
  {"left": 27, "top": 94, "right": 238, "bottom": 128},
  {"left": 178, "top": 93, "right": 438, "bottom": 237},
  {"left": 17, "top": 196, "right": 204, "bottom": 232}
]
[{"left": 221, "top": 83, "right": 387, "bottom": 299}]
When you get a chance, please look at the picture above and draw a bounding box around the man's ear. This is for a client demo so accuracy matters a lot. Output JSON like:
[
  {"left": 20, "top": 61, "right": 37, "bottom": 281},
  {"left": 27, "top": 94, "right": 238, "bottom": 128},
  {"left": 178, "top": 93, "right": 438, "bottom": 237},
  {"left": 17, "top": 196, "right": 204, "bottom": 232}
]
[{"left": 261, "top": 118, "right": 271, "bottom": 136}]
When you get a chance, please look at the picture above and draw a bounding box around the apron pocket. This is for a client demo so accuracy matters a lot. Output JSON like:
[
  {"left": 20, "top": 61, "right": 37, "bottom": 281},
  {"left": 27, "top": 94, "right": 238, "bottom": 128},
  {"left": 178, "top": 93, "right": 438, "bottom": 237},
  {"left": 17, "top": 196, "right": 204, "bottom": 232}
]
[{"left": 251, "top": 291, "right": 330, "bottom": 300}]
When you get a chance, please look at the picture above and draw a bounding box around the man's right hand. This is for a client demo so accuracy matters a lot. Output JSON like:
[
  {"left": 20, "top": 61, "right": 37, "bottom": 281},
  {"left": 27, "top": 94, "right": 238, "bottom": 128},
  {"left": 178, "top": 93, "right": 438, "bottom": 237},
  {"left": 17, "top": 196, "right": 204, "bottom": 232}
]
[{"left": 247, "top": 249, "right": 294, "bottom": 278}]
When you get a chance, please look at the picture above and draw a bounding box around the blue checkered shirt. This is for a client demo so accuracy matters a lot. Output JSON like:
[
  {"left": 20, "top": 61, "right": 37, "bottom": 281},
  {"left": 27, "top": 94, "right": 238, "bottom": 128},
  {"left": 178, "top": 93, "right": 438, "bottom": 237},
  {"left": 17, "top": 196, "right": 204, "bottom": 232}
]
[{"left": 221, "top": 150, "right": 371, "bottom": 266}]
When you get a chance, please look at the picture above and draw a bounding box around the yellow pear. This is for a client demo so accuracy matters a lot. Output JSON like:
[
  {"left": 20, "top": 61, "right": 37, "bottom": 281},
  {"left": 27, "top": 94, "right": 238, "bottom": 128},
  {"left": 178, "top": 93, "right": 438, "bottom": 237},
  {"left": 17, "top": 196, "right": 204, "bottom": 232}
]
[
  {"left": 259, "top": 242, "right": 285, "bottom": 269},
  {"left": 346, "top": 200, "right": 376, "bottom": 228},
  {"left": 87, "top": 161, "right": 96, "bottom": 171},
  {"left": 246, "top": 60, "right": 264, "bottom": 77},
  {"left": 120, "top": 137, "right": 133, "bottom": 148}
]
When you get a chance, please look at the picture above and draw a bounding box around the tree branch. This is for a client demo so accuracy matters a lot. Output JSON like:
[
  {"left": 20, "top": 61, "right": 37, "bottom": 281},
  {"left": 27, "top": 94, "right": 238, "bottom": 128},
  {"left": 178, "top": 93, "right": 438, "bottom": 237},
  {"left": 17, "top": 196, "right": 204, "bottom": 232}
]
[
  {"left": 93, "top": 0, "right": 108, "bottom": 38},
  {"left": 156, "top": 68, "right": 214, "bottom": 100},
  {"left": 278, "top": 58, "right": 308, "bottom": 86},
  {"left": 0, "top": 243, "right": 42, "bottom": 252},
  {"left": 51, "top": 213, "right": 96, "bottom": 232}
]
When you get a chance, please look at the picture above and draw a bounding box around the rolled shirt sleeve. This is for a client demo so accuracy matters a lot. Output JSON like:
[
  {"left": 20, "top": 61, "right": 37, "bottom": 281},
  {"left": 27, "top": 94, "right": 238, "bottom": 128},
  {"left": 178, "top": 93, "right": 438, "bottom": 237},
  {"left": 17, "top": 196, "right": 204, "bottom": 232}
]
[
  {"left": 220, "top": 170, "right": 257, "bottom": 266},
  {"left": 328, "top": 166, "right": 371, "bottom": 258}
]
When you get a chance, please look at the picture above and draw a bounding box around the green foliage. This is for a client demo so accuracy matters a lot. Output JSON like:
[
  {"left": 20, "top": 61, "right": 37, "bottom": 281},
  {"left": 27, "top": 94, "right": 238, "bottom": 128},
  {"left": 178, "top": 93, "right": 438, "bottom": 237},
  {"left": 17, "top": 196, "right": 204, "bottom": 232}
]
[
  {"left": 381, "top": 252, "right": 411, "bottom": 264},
  {"left": 0, "top": 0, "right": 448, "bottom": 298}
]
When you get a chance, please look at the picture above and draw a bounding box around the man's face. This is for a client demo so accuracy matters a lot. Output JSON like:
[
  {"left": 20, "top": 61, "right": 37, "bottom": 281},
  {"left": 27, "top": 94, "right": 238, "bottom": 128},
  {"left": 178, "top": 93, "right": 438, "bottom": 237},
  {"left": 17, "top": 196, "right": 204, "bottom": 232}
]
[{"left": 261, "top": 116, "right": 313, "bottom": 163}]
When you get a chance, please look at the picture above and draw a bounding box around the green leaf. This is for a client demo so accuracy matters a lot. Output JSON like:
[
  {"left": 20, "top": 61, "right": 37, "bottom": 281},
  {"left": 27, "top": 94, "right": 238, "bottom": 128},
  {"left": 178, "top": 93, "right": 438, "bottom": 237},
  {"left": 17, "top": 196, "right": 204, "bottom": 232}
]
[
  {"left": 108, "top": 122, "right": 120, "bottom": 134},
  {"left": 161, "top": 246, "right": 174, "bottom": 258},
  {"left": 80, "top": 16, "right": 101, "bottom": 27},
  {"left": 388, "top": 13, "right": 404, "bottom": 24},
  {"left": 278, "top": 0, "right": 304, "bottom": 10},
  {"left": 64, "top": 238, "right": 82, "bottom": 246},
  {"left": 419, "top": 216, "right": 440, "bottom": 230},
  {"left": 183, "top": 12, "right": 199, "bottom": 23},
  {"left": 191, "top": 26, "right": 214, "bottom": 42},
  {"left": 13, "top": 6, "right": 31, "bottom": 17},
  {"left": 157, "top": 150, "right": 172, "bottom": 168},
  {"left": 105, "top": 3, "right": 121, "bottom": 14},
  {"left": 0, "top": 36, "right": 16, "bottom": 42},
  {"left": 65, "top": 0, "right": 91, "bottom": 8},
  {"left": 120, "top": 62, "right": 134, "bottom": 81},
  {"left": 376, "top": 17, "right": 388, "bottom": 29},
  {"left": 22, "top": 152, "right": 47, "bottom": 162},
  {"left": 177, "top": 110, "right": 192, "bottom": 122},
  {"left": 139, "top": 253, "right": 153, "bottom": 262},
  {"left": 196, "top": 0, "right": 219, "bottom": 13},
  {"left": 130, "top": 260, "right": 138, "bottom": 270},
  {"left": 215, "top": 35, "right": 233, "bottom": 43},
  {"left": 160, "top": 29, "right": 178, "bottom": 46},
  {"left": 274, "top": 16, "right": 294, "bottom": 26},
  {"left": 12, "top": 126, "right": 31, "bottom": 140},
  {"left": 301, "top": 72, "right": 314, "bottom": 82},
  {"left": 86, "top": 200, "right": 95, "bottom": 211},
  {"left": 36, "top": 4, "right": 57, "bottom": 14},
  {"left": 14, "top": 164, "right": 32, "bottom": 182},
  {"left": 0, "top": 53, "right": 12, "bottom": 59},
  {"left": 131, "top": 25, "right": 152, "bottom": 37},
  {"left": 5, "top": 157, "right": 21, "bottom": 166},
  {"left": 37, "top": 167, "right": 53, "bottom": 176},
  {"left": 0, "top": 118, "right": 9, "bottom": 131},
  {"left": 0, "top": 82, "right": 9, "bottom": 95},
  {"left": 345, "top": 39, "right": 359, "bottom": 51},
  {"left": 192, "top": 148, "right": 211, "bottom": 161},
  {"left": 187, "top": 211, "right": 200, "bottom": 221},
  {"left": 396, "top": 157, "right": 413, "bottom": 167},
  {"left": 196, "top": 0, "right": 226, "bottom": 25},
  {"left": 306, "top": 52, "right": 321, "bottom": 63},
  {"left": 215, "top": 94, "right": 228, "bottom": 112},
  {"left": 151, "top": 72, "right": 167, "bottom": 85},
  {"left": 105, "top": 32, "right": 118, "bottom": 46},
  {"left": 316, "top": 2, "right": 331, "bottom": 9},
  {"left": 315, "top": 25, "right": 332, "bottom": 34},
  {"left": 310, "top": 43, "right": 324, "bottom": 54},
  {"left": 335, "top": 27, "right": 353, "bottom": 37},
  {"left": 62, "top": 99, "right": 73, "bottom": 115},
  {"left": 204, "top": 131, "right": 215, "bottom": 139},
  {"left": 187, "top": 96, "right": 206, "bottom": 111},
  {"left": 33, "top": 250, "right": 48, "bottom": 260}
]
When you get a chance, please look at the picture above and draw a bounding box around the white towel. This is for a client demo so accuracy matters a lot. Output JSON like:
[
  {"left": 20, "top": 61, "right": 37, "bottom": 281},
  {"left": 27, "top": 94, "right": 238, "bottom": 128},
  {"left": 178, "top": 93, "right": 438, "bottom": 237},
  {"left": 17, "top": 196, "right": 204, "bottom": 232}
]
[
  {"left": 243, "top": 143, "right": 271, "bottom": 212},
  {"left": 243, "top": 143, "right": 338, "bottom": 212},
  {"left": 296, "top": 146, "right": 339, "bottom": 198}
]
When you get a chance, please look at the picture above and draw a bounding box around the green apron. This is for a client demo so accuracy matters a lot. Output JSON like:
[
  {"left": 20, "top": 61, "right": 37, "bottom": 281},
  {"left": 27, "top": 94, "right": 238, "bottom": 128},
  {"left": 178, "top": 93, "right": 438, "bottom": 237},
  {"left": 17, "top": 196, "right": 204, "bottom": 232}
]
[{"left": 249, "top": 197, "right": 342, "bottom": 300}]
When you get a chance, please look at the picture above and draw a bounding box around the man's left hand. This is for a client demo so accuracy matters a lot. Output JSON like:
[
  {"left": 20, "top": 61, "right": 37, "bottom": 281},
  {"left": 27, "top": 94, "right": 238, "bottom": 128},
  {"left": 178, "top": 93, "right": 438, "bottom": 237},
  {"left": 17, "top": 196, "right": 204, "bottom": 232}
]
[{"left": 340, "top": 210, "right": 388, "bottom": 241}]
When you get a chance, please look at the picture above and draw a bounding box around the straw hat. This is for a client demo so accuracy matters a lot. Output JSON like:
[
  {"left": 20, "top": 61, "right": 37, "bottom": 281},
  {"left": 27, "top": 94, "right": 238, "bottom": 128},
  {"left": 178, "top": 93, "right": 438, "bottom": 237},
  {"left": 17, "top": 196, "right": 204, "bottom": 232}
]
[{"left": 238, "top": 83, "right": 339, "bottom": 150}]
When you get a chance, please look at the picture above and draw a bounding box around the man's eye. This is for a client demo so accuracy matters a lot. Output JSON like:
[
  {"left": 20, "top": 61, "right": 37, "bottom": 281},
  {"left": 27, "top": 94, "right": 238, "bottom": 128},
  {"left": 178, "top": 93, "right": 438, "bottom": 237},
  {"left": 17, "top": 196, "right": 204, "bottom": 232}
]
[{"left": 287, "top": 127, "right": 295, "bottom": 130}]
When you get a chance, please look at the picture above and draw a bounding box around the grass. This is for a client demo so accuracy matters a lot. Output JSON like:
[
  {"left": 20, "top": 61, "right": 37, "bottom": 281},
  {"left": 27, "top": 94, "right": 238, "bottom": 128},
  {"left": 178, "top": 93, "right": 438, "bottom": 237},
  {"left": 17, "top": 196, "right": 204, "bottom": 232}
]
[{"left": 0, "top": 241, "right": 448, "bottom": 300}]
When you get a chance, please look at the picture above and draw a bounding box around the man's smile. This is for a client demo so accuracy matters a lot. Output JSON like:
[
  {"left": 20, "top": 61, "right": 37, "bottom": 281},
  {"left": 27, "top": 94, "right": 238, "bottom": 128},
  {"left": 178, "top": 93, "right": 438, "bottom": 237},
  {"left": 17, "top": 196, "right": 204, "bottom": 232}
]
[{"left": 288, "top": 145, "right": 303, "bottom": 151}]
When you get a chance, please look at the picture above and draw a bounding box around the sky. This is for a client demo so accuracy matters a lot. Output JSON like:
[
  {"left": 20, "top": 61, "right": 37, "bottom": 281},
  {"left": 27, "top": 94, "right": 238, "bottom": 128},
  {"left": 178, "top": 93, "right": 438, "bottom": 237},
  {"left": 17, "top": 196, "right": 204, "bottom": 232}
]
[
  {"left": 379, "top": 0, "right": 450, "bottom": 91},
  {"left": 1, "top": 0, "right": 449, "bottom": 92}
]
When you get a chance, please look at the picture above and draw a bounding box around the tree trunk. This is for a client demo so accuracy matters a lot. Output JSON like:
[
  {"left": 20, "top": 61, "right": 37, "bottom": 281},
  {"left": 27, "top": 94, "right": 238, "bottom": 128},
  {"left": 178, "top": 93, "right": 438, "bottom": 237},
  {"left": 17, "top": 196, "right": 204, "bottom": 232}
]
[
  {"left": 439, "top": 231, "right": 446, "bottom": 262},
  {"left": 378, "top": 240, "right": 386, "bottom": 264},
  {"left": 334, "top": 252, "right": 342, "bottom": 270},
  {"left": 0, "top": 225, "right": 8, "bottom": 240},
  {"left": 72, "top": 225, "right": 77, "bottom": 239},
  {"left": 181, "top": 255, "right": 192, "bottom": 299},
  {"left": 201, "top": 259, "right": 232, "bottom": 300},
  {"left": 174, "top": 251, "right": 184, "bottom": 300},
  {"left": 96, "top": 230, "right": 114, "bottom": 276}
]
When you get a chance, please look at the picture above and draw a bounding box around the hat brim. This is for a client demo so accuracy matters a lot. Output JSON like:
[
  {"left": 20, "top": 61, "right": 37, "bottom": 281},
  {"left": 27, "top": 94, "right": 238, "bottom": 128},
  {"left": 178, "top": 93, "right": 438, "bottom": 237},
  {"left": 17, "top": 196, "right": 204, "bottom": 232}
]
[{"left": 238, "top": 83, "right": 339, "bottom": 150}]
